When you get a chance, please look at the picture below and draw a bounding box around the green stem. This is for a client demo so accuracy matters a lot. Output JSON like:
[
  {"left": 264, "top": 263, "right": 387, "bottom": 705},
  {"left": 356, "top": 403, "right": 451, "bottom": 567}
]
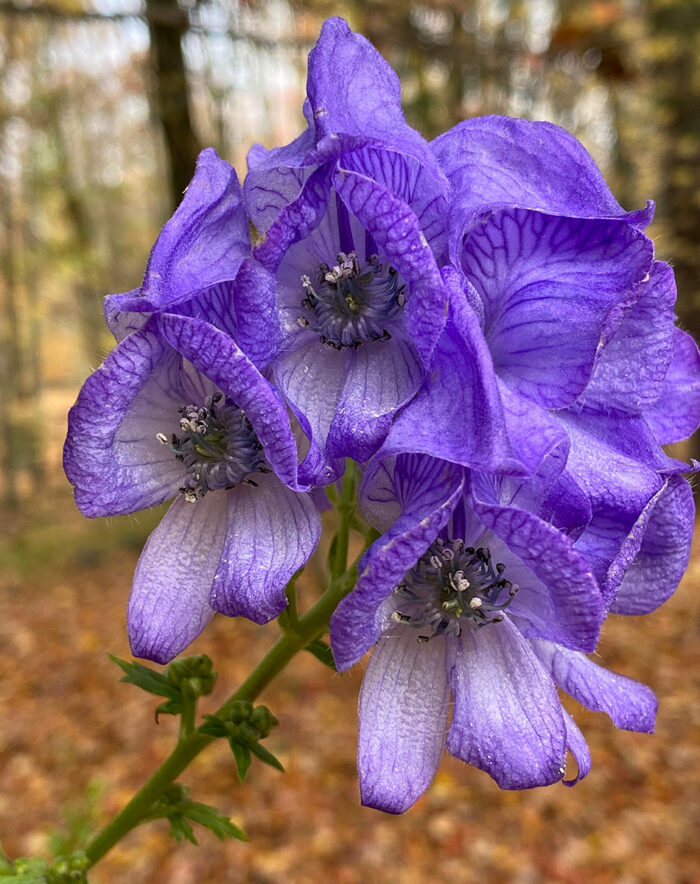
[
  {"left": 84, "top": 561, "right": 359, "bottom": 869},
  {"left": 330, "top": 460, "right": 357, "bottom": 580}
]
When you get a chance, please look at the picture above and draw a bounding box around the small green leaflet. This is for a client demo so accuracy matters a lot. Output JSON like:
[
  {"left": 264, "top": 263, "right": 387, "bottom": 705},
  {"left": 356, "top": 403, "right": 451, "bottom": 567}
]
[
  {"left": 109, "top": 655, "right": 183, "bottom": 718},
  {"left": 304, "top": 638, "right": 337, "bottom": 671}
]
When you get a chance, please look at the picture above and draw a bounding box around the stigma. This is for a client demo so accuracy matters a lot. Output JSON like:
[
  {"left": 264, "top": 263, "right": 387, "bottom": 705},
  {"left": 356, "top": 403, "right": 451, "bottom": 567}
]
[
  {"left": 157, "top": 393, "right": 268, "bottom": 502},
  {"left": 298, "top": 251, "right": 406, "bottom": 349},
  {"left": 391, "top": 538, "right": 518, "bottom": 641}
]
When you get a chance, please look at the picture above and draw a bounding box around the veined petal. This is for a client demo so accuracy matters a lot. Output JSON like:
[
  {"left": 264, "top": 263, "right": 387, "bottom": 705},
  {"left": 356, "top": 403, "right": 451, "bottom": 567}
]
[
  {"left": 64, "top": 322, "right": 186, "bottom": 517},
  {"left": 210, "top": 473, "right": 321, "bottom": 623},
  {"left": 645, "top": 327, "right": 700, "bottom": 444},
  {"left": 330, "top": 455, "right": 464, "bottom": 670},
  {"left": 531, "top": 640, "right": 657, "bottom": 732},
  {"left": 580, "top": 261, "right": 676, "bottom": 414},
  {"left": 327, "top": 335, "right": 423, "bottom": 463},
  {"left": 127, "top": 493, "right": 228, "bottom": 663},
  {"left": 461, "top": 209, "right": 653, "bottom": 408},
  {"left": 358, "top": 629, "right": 450, "bottom": 813},
  {"left": 447, "top": 617, "right": 567, "bottom": 789},
  {"left": 432, "top": 116, "right": 653, "bottom": 226},
  {"left": 610, "top": 475, "right": 694, "bottom": 616}
]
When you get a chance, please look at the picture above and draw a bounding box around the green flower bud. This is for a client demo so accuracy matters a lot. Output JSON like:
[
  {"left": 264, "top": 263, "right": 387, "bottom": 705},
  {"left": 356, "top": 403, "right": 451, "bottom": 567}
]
[
  {"left": 228, "top": 700, "right": 253, "bottom": 724},
  {"left": 249, "top": 705, "right": 279, "bottom": 738}
]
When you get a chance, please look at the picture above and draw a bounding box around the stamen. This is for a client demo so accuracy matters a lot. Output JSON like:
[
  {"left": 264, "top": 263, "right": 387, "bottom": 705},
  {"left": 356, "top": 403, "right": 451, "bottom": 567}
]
[{"left": 157, "top": 393, "right": 267, "bottom": 502}]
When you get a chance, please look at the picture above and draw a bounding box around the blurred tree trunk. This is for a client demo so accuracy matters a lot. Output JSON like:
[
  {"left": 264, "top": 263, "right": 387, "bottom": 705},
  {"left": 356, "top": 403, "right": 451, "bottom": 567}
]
[{"left": 145, "top": 0, "right": 202, "bottom": 210}]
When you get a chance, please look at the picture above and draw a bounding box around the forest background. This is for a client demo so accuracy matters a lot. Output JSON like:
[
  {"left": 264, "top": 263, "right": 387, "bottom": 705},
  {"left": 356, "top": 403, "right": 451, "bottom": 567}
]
[{"left": 0, "top": 1, "right": 698, "bottom": 882}]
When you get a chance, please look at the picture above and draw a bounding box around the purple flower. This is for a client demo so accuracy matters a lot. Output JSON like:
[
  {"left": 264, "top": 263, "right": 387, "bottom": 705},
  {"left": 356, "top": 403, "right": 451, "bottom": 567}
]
[
  {"left": 243, "top": 18, "right": 451, "bottom": 469},
  {"left": 106, "top": 147, "right": 280, "bottom": 372},
  {"left": 64, "top": 314, "right": 320, "bottom": 663},
  {"left": 330, "top": 454, "right": 657, "bottom": 812}
]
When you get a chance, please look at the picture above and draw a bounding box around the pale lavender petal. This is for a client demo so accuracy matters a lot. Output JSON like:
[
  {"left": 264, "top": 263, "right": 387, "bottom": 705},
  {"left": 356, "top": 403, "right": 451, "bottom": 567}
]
[
  {"left": 64, "top": 323, "right": 186, "bottom": 517},
  {"left": 461, "top": 209, "right": 653, "bottom": 408},
  {"left": 447, "top": 618, "right": 567, "bottom": 789},
  {"left": 128, "top": 493, "right": 228, "bottom": 663},
  {"left": 531, "top": 640, "right": 657, "bottom": 732},
  {"left": 645, "top": 328, "right": 700, "bottom": 444},
  {"left": 358, "top": 629, "right": 450, "bottom": 813},
  {"left": 561, "top": 710, "right": 591, "bottom": 786}
]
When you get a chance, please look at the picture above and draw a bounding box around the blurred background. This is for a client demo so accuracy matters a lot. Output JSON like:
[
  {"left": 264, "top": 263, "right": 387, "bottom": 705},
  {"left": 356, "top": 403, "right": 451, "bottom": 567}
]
[{"left": 0, "top": 0, "right": 698, "bottom": 881}]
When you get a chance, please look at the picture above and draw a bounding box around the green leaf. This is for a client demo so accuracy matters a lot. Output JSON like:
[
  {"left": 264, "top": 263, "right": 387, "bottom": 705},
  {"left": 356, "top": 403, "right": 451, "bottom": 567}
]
[
  {"left": 198, "top": 714, "right": 228, "bottom": 738},
  {"left": 109, "top": 655, "right": 180, "bottom": 701},
  {"left": 304, "top": 638, "right": 337, "bottom": 671},
  {"left": 183, "top": 804, "right": 247, "bottom": 842},
  {"left": 229, "top": 741, "right": 252, "bottom": 781},
  {"left": 249, "top": 742, "right": 285, "bottom": 772},
  {"left": 167, "top": 814, "right": 198, "bottom": 845}
]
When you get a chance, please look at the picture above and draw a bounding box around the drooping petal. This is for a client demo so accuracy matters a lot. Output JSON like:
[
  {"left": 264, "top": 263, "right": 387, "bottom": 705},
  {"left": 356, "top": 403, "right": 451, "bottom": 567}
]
[
  {"left": 358, "top": 629, "right": 450, "bottom": 813},
  {"left": 155, "top": 314, "right": 304, "bottom": 490},
  {"left": 330, "top": 455, "right": 464, "bottom": 670},
  {"left": 645, "top": 327, "right": 700, "bottom": 444},
  {"left": 610, "top": 475, "right": 694, "bottom": 616},
  {"left": 432, "top": 116, "right": 653, "bottom": 226},
  {"left": 127, "top": 493, "right": 228, "bottom": 663},
  {"left": 461, "top": 209, "right": 653, "bottom": 408},
  {"left": 140, "top": 148, "right": 250, "bottom": 309},
  {"left": 63, "top": 322, "right": 186, "bottom": 517},
  {"left": 447, "top": 617, "right": 567, "bottom": 789},
  {"left": 210, "top": 474, "right": 321, "bottom": 623},
  {"left": 467, "top": 472, "right": 604, "bottom": 652},
  {"left": 580, "top": 261, "right": 676, "bottom": 415},
  {"left": 561, "top": 710, "right": 591, "bottom": 786},
  {"left": 531, "top": 640, "right": 657, "bottom": 733},
  {"left": 327, "top": 335, "right": 423, "bottom": 463}
]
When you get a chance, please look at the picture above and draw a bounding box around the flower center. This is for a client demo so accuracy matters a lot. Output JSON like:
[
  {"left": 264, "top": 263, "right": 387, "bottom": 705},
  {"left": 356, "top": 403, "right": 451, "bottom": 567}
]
[
  {"left": 392, "top": 538, "right": 518, "bottom": 641},
  {"left": 157, "top": 393, "right": 268, "bottom": 502},
  {"left": 298, "top": 251, "right": 406, "bottom": 349}
]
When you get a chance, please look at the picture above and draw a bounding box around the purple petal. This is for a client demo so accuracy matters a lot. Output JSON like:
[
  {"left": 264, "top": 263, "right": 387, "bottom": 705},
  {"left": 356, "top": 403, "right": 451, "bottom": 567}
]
[
  {"left": 380, "top": 276, "right": 521, "bottom": 474},
  {"left": 432, "top": 116, "right": 653, "bottom": 226},
  {"left": 155, "top": 314, "right": 304, "bottom": 489},
  {"left": 333, "top": 168, "right": 447, "bottom": 365},
  {"left": 610, "top": 475, "right": 694, "bottom": 615},
  {"left": 141, "top": 148, "right": 249, "bottom": 308},
  {"left": 63, "top": 323, "right": 186, "bottom": 517},
  {"left": 358, "top": 629, "right": 450, "bottom": 813},
  {"left": 531, "top": 640, "right": 657, "bottom": 732},
  {"left": 447, "top": 618, "right": 567, "bottom": 789},
  {"left": 496, "top": 380, "right": 569, "bottom": 475},
  {"left": 561, "top": 710, "right": 591, "bottom": 786},
  {"left": 209, "top": 474, "right": 320, "bottom": 624},
  {"left": 127, "top": 493, "right": 228, "bottom": 663},
  {"left": 468, "top": 472, "right": 604, "bottom": 652},
  {"left": 327, "top": 336, "right": 423, "bottom": 463},
  {"left": 461, "top": 209, "right": 653, "bottom": 408},
  {"left": 580, "top": 261, "right": 676, "bottom": 414},
  {"left": 645, "top": 327, "right": 700, "bottom": 444},
  {"left": 330, "top": 455, "right": 464, "bottom": 670}
]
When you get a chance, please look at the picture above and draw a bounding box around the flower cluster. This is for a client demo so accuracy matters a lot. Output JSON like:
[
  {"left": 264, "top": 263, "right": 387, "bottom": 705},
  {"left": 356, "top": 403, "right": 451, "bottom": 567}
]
[{"left": 64, "top": 18, "right": 699, "bottom": 811}]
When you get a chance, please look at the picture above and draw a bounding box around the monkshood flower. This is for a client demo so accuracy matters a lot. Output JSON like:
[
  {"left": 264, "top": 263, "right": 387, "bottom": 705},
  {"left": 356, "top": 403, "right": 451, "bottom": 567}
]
[
  {"left": 105, "top": 147, "right": 279, "bottom": 372},
  {"left": 64, "top": 314, "right": 321, "bottom": 663},
  {"left": 243, "top": 18, "right": 451, "bottom": 469},
  {"left": 329, "top": 454, "right": 658, "bottom": 814}
]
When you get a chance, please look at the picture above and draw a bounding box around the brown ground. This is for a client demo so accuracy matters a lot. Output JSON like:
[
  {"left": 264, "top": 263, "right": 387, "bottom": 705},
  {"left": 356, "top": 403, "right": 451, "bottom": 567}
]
[{"left": 0, "top": 486, "right": 698, "bottom": 884}]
